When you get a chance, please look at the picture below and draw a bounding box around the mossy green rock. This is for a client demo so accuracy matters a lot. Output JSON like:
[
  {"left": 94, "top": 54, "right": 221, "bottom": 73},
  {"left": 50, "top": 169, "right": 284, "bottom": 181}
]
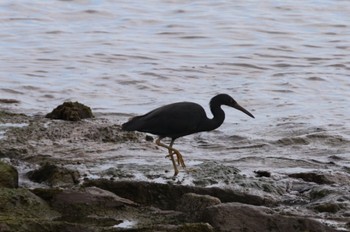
[
  {"left": 0, "top": 188, "right": 60, "bottom": 219},
  {"left": 0, "top": 161, "right": 18, "bottom": 188}
]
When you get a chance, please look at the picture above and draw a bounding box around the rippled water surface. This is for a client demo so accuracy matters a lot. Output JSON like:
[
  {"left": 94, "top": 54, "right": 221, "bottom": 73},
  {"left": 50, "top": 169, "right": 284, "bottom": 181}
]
[{"left": 1, "top": 0, "right": 349, "bottom": 173}]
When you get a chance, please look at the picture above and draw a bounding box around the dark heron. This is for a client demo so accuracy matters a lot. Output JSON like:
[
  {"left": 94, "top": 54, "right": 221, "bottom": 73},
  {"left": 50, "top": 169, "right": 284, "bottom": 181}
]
[{"left": 122, "top": 93, "right": 254, "bottom": 176}]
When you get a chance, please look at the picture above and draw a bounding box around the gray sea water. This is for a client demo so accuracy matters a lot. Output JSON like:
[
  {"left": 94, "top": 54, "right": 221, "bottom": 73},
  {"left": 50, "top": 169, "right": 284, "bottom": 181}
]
[{"left": 1, "top": 0, "right": 349, "bottom": 176}]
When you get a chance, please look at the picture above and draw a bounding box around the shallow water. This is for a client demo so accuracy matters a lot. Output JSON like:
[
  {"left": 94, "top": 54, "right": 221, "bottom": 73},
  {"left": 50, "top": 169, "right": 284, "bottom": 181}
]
[{"left": 1, "top": 0, "right": 350, "bottom": 175}]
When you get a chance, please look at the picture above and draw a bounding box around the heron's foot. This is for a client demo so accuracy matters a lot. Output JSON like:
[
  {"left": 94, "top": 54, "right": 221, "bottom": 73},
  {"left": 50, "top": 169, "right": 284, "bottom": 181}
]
[
  {"left": 166, "top": 149, "right": 186, "bottom": 168},
  {"left": 171, "top": 149, "right": 185, "bottom": 167},
  {"left": 166, "top": 151, "right": 179, "bottom": 177}
]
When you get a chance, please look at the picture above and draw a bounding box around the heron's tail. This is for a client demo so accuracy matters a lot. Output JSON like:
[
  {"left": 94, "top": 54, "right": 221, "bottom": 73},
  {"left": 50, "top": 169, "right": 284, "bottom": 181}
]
[
  {"left": 121, "top": 121, "right": 134, "bottom": 131},
  {"left": 121, "top": 116, "right": 143, "bottom": 131}
]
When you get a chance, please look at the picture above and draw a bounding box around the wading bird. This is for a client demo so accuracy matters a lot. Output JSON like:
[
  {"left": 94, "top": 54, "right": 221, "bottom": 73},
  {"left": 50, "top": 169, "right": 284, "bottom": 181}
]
[{"left": 122, "top": 94, "right": 254, "bottom": 176}]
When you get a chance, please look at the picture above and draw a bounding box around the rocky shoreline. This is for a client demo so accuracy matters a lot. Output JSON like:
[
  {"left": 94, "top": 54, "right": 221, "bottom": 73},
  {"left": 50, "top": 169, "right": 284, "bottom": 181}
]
[{"left": 0, "top": 108, "right": 349, "bottom": 231}]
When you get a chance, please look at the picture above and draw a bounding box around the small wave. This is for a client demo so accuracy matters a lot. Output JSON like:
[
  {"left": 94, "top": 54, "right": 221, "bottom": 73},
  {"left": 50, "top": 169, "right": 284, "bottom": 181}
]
[
  {"left": 307, "top": 77, "right": 325, "bottom": 81},
  {"left": 271, "top": 133, "right": 348, "bottom": 147},
  {"left": 216, "top": 62, "right": 268, "bottom": 70}
]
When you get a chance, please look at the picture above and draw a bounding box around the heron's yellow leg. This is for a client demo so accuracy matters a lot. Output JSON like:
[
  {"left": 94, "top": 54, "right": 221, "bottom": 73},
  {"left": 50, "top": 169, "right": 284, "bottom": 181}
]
[
  {"left": 155, "top": 138, "right": 186, "bottom": 171},
  {"left": 159, "top": 139, "right": 186, "bottom": 168},
  {"left": 155, "top": 138, "right": 180, "bottom": 176},
  {"left": 168, "top": 147, "right": 186, "bottom": 168},
  {"left": 168, "top": 139, "right": 186, "bottom": 167}
]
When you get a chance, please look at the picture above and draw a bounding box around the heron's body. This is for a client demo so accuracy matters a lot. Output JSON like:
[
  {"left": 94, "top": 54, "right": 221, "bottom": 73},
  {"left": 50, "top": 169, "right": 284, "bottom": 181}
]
[
  {"left": 122, "top": 94, "right": 254, "bottom": 176},
  {"left": 122, "top": 102, "right": 223, "bottom": 139}
]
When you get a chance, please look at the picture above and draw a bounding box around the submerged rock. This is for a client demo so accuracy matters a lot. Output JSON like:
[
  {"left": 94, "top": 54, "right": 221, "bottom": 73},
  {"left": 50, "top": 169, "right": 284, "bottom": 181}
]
[
  {"left": 46, "top": 101, "right": 93, "bottom": 121},
  {"left": 0, "top": 161, "right": 18, "bottom": 188}
]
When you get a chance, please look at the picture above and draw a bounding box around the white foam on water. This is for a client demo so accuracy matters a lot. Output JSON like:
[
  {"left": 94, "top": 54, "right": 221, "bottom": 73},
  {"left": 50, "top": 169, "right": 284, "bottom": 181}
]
[{"left": 113, "top": 220, "right": 137, "bottom": 229}]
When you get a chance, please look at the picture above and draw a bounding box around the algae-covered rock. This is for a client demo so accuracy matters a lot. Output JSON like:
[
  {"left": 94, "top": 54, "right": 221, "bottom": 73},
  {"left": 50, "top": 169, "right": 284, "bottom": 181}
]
[
  {"left": 46, "top": 101, "right": 93, "bottom": 121},
  {"left": 176, "top": 193, "right": 221, "bottom": 221},
  {"left": 312, "top": 202, "right": 343, "bottom": 213},
  {"left": 0, "top": 188, "right": 60, "bottom": 219},
  {"left": 27, "top": 163, "right": 80, "bottom": 187},
  {"left": 0, "top": 161, "right": 18, "bottom": 188},
  {"left": 176, "top": 193, "right": 221, "bottom": 212}
]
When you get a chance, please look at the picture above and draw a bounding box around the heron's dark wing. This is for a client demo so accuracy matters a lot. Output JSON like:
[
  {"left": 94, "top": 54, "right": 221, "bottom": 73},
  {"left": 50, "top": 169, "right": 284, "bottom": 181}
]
[{"left": 123, "top": 102, "right": 207, "bottom": 138}]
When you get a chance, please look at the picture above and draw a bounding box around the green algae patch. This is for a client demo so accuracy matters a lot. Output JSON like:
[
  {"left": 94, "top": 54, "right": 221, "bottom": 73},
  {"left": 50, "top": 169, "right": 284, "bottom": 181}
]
[
  {"left": 0, "top": 161, "right": 18, "bottom": 188},
  {"left": 0, "top": 111, "right": 24, "bottom": 118}
]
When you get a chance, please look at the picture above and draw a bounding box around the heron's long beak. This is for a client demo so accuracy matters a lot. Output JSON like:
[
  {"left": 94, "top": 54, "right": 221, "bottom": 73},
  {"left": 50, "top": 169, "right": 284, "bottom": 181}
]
[{"left": 233, "top": 103, "right": 255, "bottom": 118}]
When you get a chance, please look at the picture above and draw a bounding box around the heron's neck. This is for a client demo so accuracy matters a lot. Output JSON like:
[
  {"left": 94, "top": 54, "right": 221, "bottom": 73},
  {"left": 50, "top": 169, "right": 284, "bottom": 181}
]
[{"left": 201, "top": 104, "right": 225, "bottom": 132}]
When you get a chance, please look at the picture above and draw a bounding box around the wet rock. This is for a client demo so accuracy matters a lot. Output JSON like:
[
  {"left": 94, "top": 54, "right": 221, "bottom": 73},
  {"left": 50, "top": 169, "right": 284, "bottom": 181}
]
[
  {"left": 191, "top": 161, "right": 240, "bottom": 186},
  {"left": 289, "top": 171, "right": 350, "bottom": 185},
  {"left": 46, "top": 101, "right": 93, "bottom": 121},
  {"left": 1, "top": 221, "right": 96, "bottom": 232},
  {"left": 0, "top": 161, "right": 18, "bottom": 188},
  {"left": 102, "top": 167, "right": 135, "bottom": 179},
  {"left": 176, "top": 193, "right": 221, "bottom": 212},
  {"left": 346, "top": 222, "right": 350, "bottom": 230},
  {"left": 254, "top": 170, "right": 271, "bottom": 177},
  {"left": 202, "top": 202, "right": 337, "bottom": 232},
  {"left": 312, "top": 202, "right": 343, "bottom": 213},
  {"left": 289, "top": 172, "right": 334, "bottom": 184},
  {"left": 31, "top": 186, "right": 200, "bottom": 231},
  {"left": 83, "top": 180, "right": 278, "bottom": 209},
  {"left": 308, "top": 186, "right": 349, "bottom": 214},
  {"left": 85, "top": 124, "right": 139, "bottom": 142},
  {"left": 176, "top": 193, "right": 221, "bottom": 221},
  {"left": 27, "top": 163, "right": 80, "bottom": 187},
  {"left": 152, "top": 223, "right": 215, "bottom": 232},
  {"left": 309, "top": 186, "right": 334, "bottom": 200},
  {"left": 177, "top": 223, "right": 215, "bottom": 232},
  {"left": 45, "top": 187, "right": 137, "bottom": 221}
]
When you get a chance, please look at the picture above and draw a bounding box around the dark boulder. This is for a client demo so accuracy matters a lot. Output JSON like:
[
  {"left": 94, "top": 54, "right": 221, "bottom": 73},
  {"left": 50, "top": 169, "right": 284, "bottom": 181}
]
[
  {"left": 27, "top": 163, "right": 80, "bottom": 187},
  {"left": 46, "top": 101, "right": 93, "bottom": 121},
  {"left": 202, "top": 202, "right": 337, "bottom": 232},
  {"left": 83, "top": 179, "right": 277, "bottom": 210}
]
